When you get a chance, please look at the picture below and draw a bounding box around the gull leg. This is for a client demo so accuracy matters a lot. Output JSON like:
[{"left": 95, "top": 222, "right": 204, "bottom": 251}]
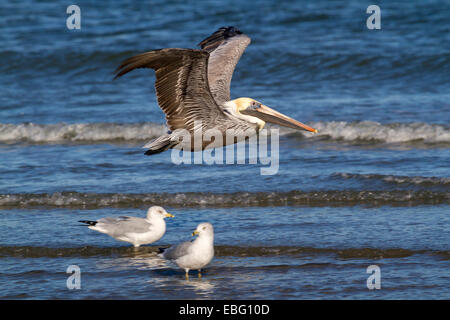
[
  {"left": 185, "top": 269, "right": 190, "bottom": 280},
  {"left": 198, "top": 269, "right": 202, "bottom": 278}
]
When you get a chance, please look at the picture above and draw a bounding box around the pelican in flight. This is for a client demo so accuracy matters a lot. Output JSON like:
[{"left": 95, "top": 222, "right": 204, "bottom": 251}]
[{"left": 114, "top": 26, "right": 317, "bottom": 155}]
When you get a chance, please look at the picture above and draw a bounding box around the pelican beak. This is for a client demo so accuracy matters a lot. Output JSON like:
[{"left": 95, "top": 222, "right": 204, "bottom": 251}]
[
  {"left": 192, "top": 230, "right": 199, "bottom": 236},
  {"left": 165, "top": 213, "right": 175, "bottom": 218},
  {"left": 242, "top": 104, "right": 317, "bottom": 133}
]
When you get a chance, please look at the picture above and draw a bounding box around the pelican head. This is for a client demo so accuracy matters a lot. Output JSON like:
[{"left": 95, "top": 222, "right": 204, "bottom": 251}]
[{"left": 227, "top": 97, "right": 317, "bottom": 132}]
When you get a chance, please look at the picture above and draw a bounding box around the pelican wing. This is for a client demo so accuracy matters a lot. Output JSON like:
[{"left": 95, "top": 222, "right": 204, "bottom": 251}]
[
  {"left": 114, "top": 48, "right": 225, "bottom": 132},
  {"left": 199, "top": 26, "right": 251, "bottom": 105}
]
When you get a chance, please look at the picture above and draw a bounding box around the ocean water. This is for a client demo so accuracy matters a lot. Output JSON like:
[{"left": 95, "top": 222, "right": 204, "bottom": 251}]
[{"left": 0, "top": 0, "right": 449, "bottom": 299}]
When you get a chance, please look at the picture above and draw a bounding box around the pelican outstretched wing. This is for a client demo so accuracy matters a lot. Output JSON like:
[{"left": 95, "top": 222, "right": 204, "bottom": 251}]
[
  {"left": 114, "top": 48, "right": 225, "bottom": 132},
  {"left": 199, "top": 26, "right": 251, "bottom": 105}
]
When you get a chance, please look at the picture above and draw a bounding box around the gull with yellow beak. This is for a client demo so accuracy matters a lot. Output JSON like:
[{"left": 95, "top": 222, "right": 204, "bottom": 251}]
[
  {"left": 114, "top": 26, "right": 317, "bottom": 155},
  {"left": 79, "top": 206, "right": 174, "bottom": 248},
  {"left": 159, "top": 222, "right": 214, "bottom": 279}
]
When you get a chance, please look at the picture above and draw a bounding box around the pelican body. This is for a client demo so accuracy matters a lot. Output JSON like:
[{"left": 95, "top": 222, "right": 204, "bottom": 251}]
[{"left": 114, "top": 26, "right": 317, "bottom": 155}]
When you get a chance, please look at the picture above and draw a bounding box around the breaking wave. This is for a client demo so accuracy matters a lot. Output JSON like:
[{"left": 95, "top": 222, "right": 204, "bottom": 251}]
[
  {"left": 0, "top": 122, "right": 166, "bottom": 143},
  {"left": 334, "top": 173, "right": 450, "bottom": 187},
  {"left": 0, "top": 121, "right": 448, "bottom": 145},
  {"left": 0, "top": 245, "right": 447, "bottom": 260},
  {"left": 0, "top": 190, "right": 447, "bottom": 209},
  {"left": 307, "top": 121, "right": 450, "bottom": 144}
]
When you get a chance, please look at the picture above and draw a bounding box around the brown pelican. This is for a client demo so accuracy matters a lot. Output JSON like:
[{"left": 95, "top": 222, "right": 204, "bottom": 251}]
[{"left": 114, "top": 26, "right": 317, "bottom": 155}]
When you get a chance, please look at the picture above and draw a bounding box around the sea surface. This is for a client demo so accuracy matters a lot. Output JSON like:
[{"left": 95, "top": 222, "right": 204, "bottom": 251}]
[{"left": 0, "top": 0, "right": 449, "bottom": 299}]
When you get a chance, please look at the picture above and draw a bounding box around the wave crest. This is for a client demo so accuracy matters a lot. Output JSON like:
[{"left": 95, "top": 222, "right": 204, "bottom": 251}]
[
  {"left": 0, "top": 122, "right": 166, "bottom": 143},
  {"left": 334, "top": 173, "right": 450, "bottom": 187},
  {"left": 0, "top": 190, "right": 447, "bottom": 209},
  {"left": 0, "top": 245, "right": 447, "bottom": 260},
  {"left": 308, "top": 121, "right": 450, "bottom": 144},
  {"left": 0, "top": 121, "right": 448, "bottom": 145}
]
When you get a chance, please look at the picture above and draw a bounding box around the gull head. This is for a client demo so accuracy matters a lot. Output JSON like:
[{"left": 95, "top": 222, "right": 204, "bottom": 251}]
[
  {"left": 192, "top": 222, "right": 214, "bottom": 237},
  {"left": 147, "top": 206, "right": 174, "bottom": 220}
]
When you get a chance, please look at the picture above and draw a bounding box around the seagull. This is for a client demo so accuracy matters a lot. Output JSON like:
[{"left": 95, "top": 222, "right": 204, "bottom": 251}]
[
  {"left": 159, "top": 222, "right": 214, "bottom": 279},
  {"left": 79, "top": 206, "right": 174, "bottom": 248},
  {"left": 114, "top": 26, "right": 317, "bottom": 155}
]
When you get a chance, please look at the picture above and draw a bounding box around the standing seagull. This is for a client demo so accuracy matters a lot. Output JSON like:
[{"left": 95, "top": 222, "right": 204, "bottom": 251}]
[
  {"left": 159, "top": 222, "right": 214, "bottom": 279},
  {"left": 79, "top": 206, "right": 174, "bottom": 248},
  {"left": 114, "top": 26, "right": 317, "bottom": 155}
]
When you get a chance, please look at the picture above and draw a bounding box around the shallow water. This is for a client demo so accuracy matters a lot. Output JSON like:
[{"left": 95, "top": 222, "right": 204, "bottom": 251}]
[
  {"left": 0, "top": 0, "right": 449, "bottom": 299},
  {"left": 1, "top": 206, "right": 449, "bottom": 299}
]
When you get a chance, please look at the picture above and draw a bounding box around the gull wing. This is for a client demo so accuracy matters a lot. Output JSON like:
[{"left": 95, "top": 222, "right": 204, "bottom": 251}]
[
  {"left": 96, "top": 216, "right": 151, "bottom": 237},
  {"left": 162, "top": 240, "right": 193, "bottom": 260}
]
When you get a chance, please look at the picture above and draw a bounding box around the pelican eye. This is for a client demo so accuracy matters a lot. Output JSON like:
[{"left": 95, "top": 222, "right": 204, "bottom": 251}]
[{"left": 250, "top": 102, "right": 261, "bottom": 110}]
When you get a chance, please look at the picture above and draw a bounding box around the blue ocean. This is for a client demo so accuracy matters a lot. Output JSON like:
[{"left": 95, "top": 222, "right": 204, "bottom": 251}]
[{"left": 0, "top": 0, "right": 448, "bottom": 299}]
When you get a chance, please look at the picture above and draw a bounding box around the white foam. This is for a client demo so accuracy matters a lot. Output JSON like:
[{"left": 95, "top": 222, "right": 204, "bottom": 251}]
[
  {"left": 306, "top": 121, "right": 450, "bottom": 144},
  {"left": 335, "top": 172, "right": 450, "bottom": 186},
  {"left": 0, "top": 122, "right": 167, "bottom": 143},
  {"left": 0, "top": 121, "right": 448, "bottom": 144},
  {"left": 0, "top": 190, "right": 447, "bottom": 208}
]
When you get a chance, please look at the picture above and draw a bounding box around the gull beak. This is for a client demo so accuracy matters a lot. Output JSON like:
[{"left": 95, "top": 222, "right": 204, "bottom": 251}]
[
  {"left": 242, "top": 104, "right": 317, "bottom": 133},
  {"left": 192, "top": 230, "right": 199, "bottom": 236},
  {"left": 165, "top": 213, "right": 175, "bottom": 218}
]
